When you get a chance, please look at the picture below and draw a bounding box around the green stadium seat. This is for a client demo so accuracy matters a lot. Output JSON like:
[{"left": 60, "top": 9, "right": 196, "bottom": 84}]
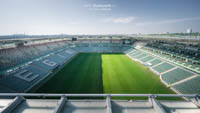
[
  {"left": 152, "top": 62, "right": 175, "bottom": 73},
  {"left": 173, "top": 76, "right": 200, "bottom": 94},
  {"left": 162, "top": 68, "right": 194, "bottom": 84}
]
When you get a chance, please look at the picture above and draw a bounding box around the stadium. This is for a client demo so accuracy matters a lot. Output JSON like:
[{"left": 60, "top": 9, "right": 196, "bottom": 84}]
[
  {"left": 0, "top": 35, "right": 200, "bottom": 113},
  {"left": 0, "top": 0, "right": 200, "bottom": 113}
]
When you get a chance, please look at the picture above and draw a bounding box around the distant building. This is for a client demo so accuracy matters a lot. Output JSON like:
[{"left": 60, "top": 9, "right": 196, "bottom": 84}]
[
  {"left": 187, "top": 28, "right": 192, "bottom": 33},
  {"left": 160, "top": 32, "right": 169, "bottom": 34}
]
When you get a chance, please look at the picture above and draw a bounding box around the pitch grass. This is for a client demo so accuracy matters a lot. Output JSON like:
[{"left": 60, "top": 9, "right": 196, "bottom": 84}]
[
  {"left": 36, "top": 53, "right": 177, "bottom": 99},
  {"left": 36, "top": 53, "right": 103, "bottom": 93}
]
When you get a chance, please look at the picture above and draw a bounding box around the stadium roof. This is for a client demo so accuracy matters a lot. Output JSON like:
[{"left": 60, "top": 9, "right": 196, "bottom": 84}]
[{"left": 0, "top": 93, "right": 200, "bottom": 113}]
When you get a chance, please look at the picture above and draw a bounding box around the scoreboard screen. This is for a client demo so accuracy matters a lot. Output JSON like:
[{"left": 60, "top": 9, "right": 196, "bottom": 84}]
[
  {"left": 122, "top": 39, "right": 132, "bottom": 45},
  {"left": 72, "top": 38, "right": 77, "bottom": 41}
]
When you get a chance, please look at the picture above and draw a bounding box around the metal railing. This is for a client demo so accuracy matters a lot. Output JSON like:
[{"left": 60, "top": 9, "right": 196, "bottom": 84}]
[{"left": 0, "top": 93, "right": 198, "bottom": 97}]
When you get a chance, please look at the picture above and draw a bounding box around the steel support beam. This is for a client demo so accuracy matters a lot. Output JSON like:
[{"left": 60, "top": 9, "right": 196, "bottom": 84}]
[
  {"left": 53, "top": 96, "right": 66, "bottom": 113},
  {"left": 191, "top": 96, "right": 200, "bottom": 108},
  {"left": 106, "top": 96, "right": 112, "bottom": 113},
  {"left": 150, "top": 96, "right": 167, "bottom": 113},
  {"left": 1, "top": 96, "right": 24, "bottom": 113}
]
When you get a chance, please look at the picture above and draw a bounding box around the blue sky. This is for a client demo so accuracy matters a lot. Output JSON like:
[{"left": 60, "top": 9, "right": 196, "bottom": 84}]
[{"left": 0, "top": 0, "right": 200, "bottom": 35}]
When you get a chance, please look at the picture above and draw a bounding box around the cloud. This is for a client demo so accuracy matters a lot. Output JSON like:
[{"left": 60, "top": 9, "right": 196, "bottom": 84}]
[
  {"left": 103, "top": 16, "right": 136, "bottom": 24},
  {"left": 136, "top": 17, "right": 200, "bottom": 26},
  {"left": 68, "top": 22, "right": 79, "bottom": 25}
]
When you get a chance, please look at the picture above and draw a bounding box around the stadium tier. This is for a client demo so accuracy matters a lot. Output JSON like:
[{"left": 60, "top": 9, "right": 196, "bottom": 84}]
[
  {"left": 73, "top": 43, "right": 130, "bottom": 53},
  {"left": 0, "top": 41, "right": 70, "bottom": 71},
  {"left": 152, "top": 62, "right": 175, "bottom": 73},
  {"left": 162, "top": 68, "right": 194, "bottom": 84},
  {"left": 124, "top": 48, "right": 134, "bottom": 54},
  {"left": 0, "top": 47, "right": 78, "bottom": 92},
  {"left": 149, "top": 59, "right": 163, "bottom": 66},
  {"left": 146, "top": 41, "right": 200, "bottom": 59},
  {"left": 130, "top": 51, "right": 142, "bottom": 56},
  {"left": 125, "top": 47, "right": 200, "bottom": 95},
  {"left": 173, "top": 76, "right": 200, "bottom": 94},
  {"left": 141, "top": 46, "right": 200, "bottom": 74},
  {"left": 134, "top": 53, "right": 147, "bottom": 59},
  {"left": 140, "top": 56, "right": 154, "bottom": 62}
]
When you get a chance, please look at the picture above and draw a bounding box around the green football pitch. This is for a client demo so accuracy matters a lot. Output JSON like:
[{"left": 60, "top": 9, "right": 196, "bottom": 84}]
[{"left": 36, "top": 53, "right": 175, "bottom": 95}]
